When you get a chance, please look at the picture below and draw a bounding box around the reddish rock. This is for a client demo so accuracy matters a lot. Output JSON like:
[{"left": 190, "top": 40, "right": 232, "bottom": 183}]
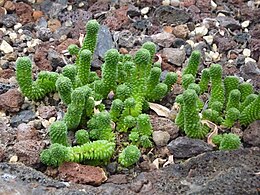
[
  {"left": 4, "top": 1, "right": 16, "bottom": 11},
  {"left": 249, "top": 38, "right": 260, "bottom": 61},
  {"left": 13, "top": 140, "right": 45, "bottom": 166},
  {"left": 0, "top": 89, "right": 24, "bottom": 112},
  {"left": 38, "top": 105, "right": 56, "bottom": 119},
  {"left": 0, "top": 69, "right": 15, "bottom": 79},
  {"left": 103, "top": 6, "right": 129, "bottom": 31},
  {"left": 107, "top": 174, "right": 128, "bottom": 184},
  {"left": 181, "top": 0, "right": 196, "bottom": 7},
  {"left": 16, "top": 123, "right": 39, "bottom": 141},
  {"left": 56, "top": 38, "right": 79, "bottom": 53},
  {"left": 34, "top": 43, "right": 52, "bottom": 71},
  {"left": 58, "top": 162, "right": 107, "bottom": 186},
  {"left": 15, "top": 2, "right": 33, "bottom": 24},
  {"left": 119, "top": 47, "right": 128, "bottom": 54},
  {"left": 214, "top": 37, "right": 237, "bottom": 53},
  {"left": 48, "top": 19, "right": 61, "bottom": 32},
  {"left": 32, "top": 10, "right": 44, "bottom": 21},
  {"left": 173, "top": 24, "right": 190, "bottom": 39},
  {"left": 88, "top": 0, "right": 109, "bottom": 14},
  {"left": 196, "top": 0, "right": 211, "bottom": 12}
]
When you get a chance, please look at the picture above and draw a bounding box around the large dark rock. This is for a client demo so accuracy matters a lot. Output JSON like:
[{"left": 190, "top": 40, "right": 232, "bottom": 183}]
[
  {"left": 0, "top": 148, "right": 258, "bottom": 194},
  {"left": 243, "top": 120, "right": 260, "bottom": 147}
]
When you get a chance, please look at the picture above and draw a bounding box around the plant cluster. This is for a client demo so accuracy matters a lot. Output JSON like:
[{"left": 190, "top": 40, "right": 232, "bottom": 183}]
[
  {"left": 174, "top": 50, "right": 259, "bottom": 150},
  {"left": 16, "top": 20, "right": 177, "bottom": 168}
]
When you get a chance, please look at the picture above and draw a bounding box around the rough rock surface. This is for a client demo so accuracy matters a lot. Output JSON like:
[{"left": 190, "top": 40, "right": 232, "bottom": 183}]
[
  {"left": 0, "top": 148, "right": 258, "bottom": 194},
  {"left": 0, "top": 89, "right": 24, "bottom": 112},
  {"left": 243, "top": 120, "right": 260, "bottom": 147}
]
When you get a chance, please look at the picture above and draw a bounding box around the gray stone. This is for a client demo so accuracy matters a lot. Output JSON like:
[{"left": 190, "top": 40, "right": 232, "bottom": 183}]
[
  {"left": 95, "top": 25, "right": 114, "bottom": 59},
  {"left": 240, "top": 61, "right": 260, "bottom": 88},
  {"left": 117, "top": 30, "right": 136, "bottom": 48},
  {"left": 151, "top": 32, "right": 175, "bottom": 48},
  {"left": 36, "top": 27, "right": 52, "bottom": 41},
  {"left": 153, "top": 131, "right": 171, "bottom": 147},
  {"left": 2, "top": 14, "right": 17, "bottom": 28},
  {"left": 167, "top": 137, "right": 213, "bottom": 158},
  {"left": 162, "top": 48, "right": 186, "bottom": 66},
  {"left": 0, "top": 83, "right": 15, "bottom": 95},
  {"left": 127, "top": 5, "right": 140, "bottom": 17},
  {"left": 216, "top": 16, "right": 241, "bottom": 30},
  {"left": 10, "top": 110, "right": 36, "bottom": 127},
  {"left": 243, "top": 120, "right": 260, "bottom": 147},
  {"left": 47, "top": 49, "right": 66, "bottom": 70}
]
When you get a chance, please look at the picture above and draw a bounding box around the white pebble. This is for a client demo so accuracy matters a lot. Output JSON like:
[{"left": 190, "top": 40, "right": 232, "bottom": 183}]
[
  {"left": 27, "top": 39, "right": 41, "bottom": 48},
  {"left": 241, "top": 20, "right": 250, "bottom": 28},
  {"left": 212, "top": 44, "right": 218, "bottom": 52},
  {"left": 245, "top": 57, "right": 256, "bottom": 64},
  {"left": 18, "top": 29, "right": 23, "bottom": 34},
  {"left": 78, "top": 2, "right": 84, "bottom": 7},
  {"left": 0, "top": 40, "right": 13, "bottom": 54},
  {"left": 203, "top": 35, "right": 213, "bottom": 45},
  {"left": 0, "top": 28, "right": 6, "bottom": 33},
  {"left": 141, "top": 7, "right": 150, "bottom": 15},
  {"left": 194, "top": 25, "right": 208, "bottom": 36},
  {"left": 243, "top": 48, "right": 251, "bottom": 57},
  {"left": 67, "top": 5, "right": 72, "bottom": 11},
  {"left": 170, "top": 0, "right": 180, "bottom": 6},
  {"left": 14, "top": 23, "right": 22, "bottom": 30},
  {"left": 162, "top": 0, "right": 170, "bottom": 6},
  {"left": 186, "top": 40, "right": 195, "bottom": 48},
  {"left": 9, "top": 32, "right": 17, "bottom": 41},
  {"left": 217, "top": 13, "right": 225, "bottom": 17},
  {"left": 211, "top": 0, "right": 217, "bottom": 10}
]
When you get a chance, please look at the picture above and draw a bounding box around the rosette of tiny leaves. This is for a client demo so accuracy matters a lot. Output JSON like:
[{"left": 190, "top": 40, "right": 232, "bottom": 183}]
[
  {"left": 198, "top": 68, "right": 210, "bottom": 94},
  {"left": 49, "top": 121, "right": 69, "bottom": 146},
  {"left": 222, "top": 108, "right": 240, "bottom": 128},
  {"left": 209, "top": 64, "right": 225, "bottom": 110},
  {"left": 187, "top": 83, "right": 204, "bottom": 109},
  {"left": 226, "top": 89, "right": 241, "bottom": 111},
  {"left": 148, "top": 83, "right": 168, "bottom": 101},
  {"left": 110, "top": 99, "right": 124, "bottom": 122},
  {"left": 68, "top": 44, "right": 80, "bottom": 56},
  {"left": 183, "top": 89, "right": 209, "bottom": 139},
  {"left": 56, "top": 76, "right": 73, "bottom": 105},
  {"left": 63, "top": 88, "right": 87, "bottom": 130},
  {"left": 240, "top": 94, "right": 258, "bottom": 112},
  {"left": 40, "top": 143, "right": 69, "bottom": 167},
  {"left": 240, "top": 93, "right": 260, "bottom": 126},
  {"left": 212, "top": 133, "right": 241, "bottom": 150},
  {"left": 129, "top": 131, "right": 139, "bottom": 144},
  {"left": 182, "top": 50, "right": 201, "bottom": 77},
  {"left": 210, "top": 101, "right": 223, "bottom": 114},
  {"left": 78, "top": 49, "right": 92, "bottom": 86},
  {"left": 88, "top": 71, "right": 99, "bottom": 83},
  {"left": 163, "top": 72, "right": 178, "bottom": 92},
  {"left": 75, "top": 129, "right": 90, "bottom": 145},
  {"left": 136, "top": 114, "right": 153, "bottom": 137},
  {"left": 182, "top": 74, "right": 195, "bottom": 90},
  {"left": 223, "top": 76, "right": 239, "bottom": 103},
  {"left": 16, "top": 57, "right": 47, "bottom": 100},
  {"left": 101, "top": 49, "right": 120, "bottom": 97},
  {"left": 115, "top": 84, "right": 131, "bottom": 101},
  {"left": 118, "top": 145, "right": 141, "bottom": 167},
  {"left": 81, "top": 20, "right": 100, "bottom": 54},
  {"left": 238, "top": 82, "right": 254, "bottom": 102},
  {"left": 121, "top": 97, "right": 136, "bottom": 117},
  {"left": 36, "top": 71, "right": 59, "bottom": 94},
  {"left": 140, "top": 135, "right": 153, "bottom": 148},
  {"left": 131, "top": 48, "right": 151, "bottom": 116},
  {"left": 202, "top": 109, "right": 223, "bottom": 124},
  {"left": 142, "top": 41, "right": 156, "bottom": 74},
  {"left": 175, "top": 94, "right": 185, "bottom": 131},
  {"left": 118, "top": 115, "right": 137, "bottom": 132},
  {"left": 62, "top": 64, "right": 77, "bottom": 88}
]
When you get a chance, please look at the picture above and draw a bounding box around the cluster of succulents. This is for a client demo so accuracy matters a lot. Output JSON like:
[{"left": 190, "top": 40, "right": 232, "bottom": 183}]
[
  {"left": 16, "top": 20, "right": 177, "bottom": 168},
  {"left": 174, "top": 49, "right": 260, "bottom": 150},
  {"left": 16, "top": 20, "right": 259, "bottom": 169}
]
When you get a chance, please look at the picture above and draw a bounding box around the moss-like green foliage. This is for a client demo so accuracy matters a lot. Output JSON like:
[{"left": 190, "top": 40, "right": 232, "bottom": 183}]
[
  {"left": 118, "top": 145, "right": 141, "bottom": 167},
  {"left": 88, "top": 112, "right": 115, "bottom": 142},
  {"left": 210, "top": 101, "right": 223, "bottom": 113},
  {"left": 56, "top": 76, "right": 72, "bottom": 105},
  {"left": 238, "top": 82, "right": 254, "bottom": 102},
  {"left": 222, "top": 108, "right": 240, "bottom": 128},
  {"left": 110, "top": 99, "right": 124, "bottom": 122},
  {"left": 49, "top": 121, "right": 69, "bottom": 146},
  {"left": 223, "top": 76, "right": 239, "bottom": 102},
  {"left": 148, "top": 83, "right": 168, "bottom": 101},
  {"left": 182, "top": 50, "right": 201, "bottom": 77},
  {"left": 163, "top": 72, "right": 178, "bottom": 92},
  {"left": 226, "top": 89, "right": 241, "bottom": 111},
  {"left": 16, "top": 57, "right": 58, "bottom": 100},
  {"left": 129, "top": 131, "right": 139, "bottom": 144},
  {"left": 40, "top": 143, "right": 69, "bottom": 167},
  {"left": 68, "top": 44, "right": 80, "bottom": 56},
  {"left": 78, "top": 49, "right": 92, "bottom": 86},
  {"left": 240, "top": 93, "right": 260, "bottom": 126},
  {"left": 62, "top": 64, "right": 77, "bottom": 88},
  {"left": 240, "top": 94, "right": 258, "bottom": 112},
  {"left": 146, "top": 67, "right": 161, "bottom": 96},
  {"left": 82, "top": 19, "right": 100, "bottom": 54},
  {"left": 101, "top": 49, "right": 120, "bottom": 97},
  {"left": 202, "top": 109, "right": 223, "bottom": 124},
  {"left": 75, "top": 129, "right": 90, "bottom": 145},
  {"left": 209, "top": 64, "right": 225, "bottom": 110},
  {"left": 188, "top": 83, "right": 200, "bottom": 95},
  {"left": 175, "top": 94, "right": 185, "bottom": 131},
  {"left": 131, "top": 48, "right": 151, "bottom": 116},
  {"left": 115, "top": 84, "right": 131, "bottom": 101},
  {"left": 212, "top": 133, "right": 241, "bottom": 150},
  {"left": 183, "top": 89, "right": 209, "bottom": 138},
  {"left": 140, "top": 135, "right": 153, "bottom": 148},
  {"left": 198, "top": 68, "right": 210, "bottom": 94},
  {"left": 135, "top": 114, "right": 152, "bottom": 137},
  {"left": 142, "top": 41, "right": 156, "bottom": 75},
  {"left": 182, "top": 74, "right": 195, "bottom": 90}
]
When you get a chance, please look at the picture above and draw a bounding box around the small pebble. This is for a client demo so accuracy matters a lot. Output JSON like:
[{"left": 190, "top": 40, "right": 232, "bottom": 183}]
[
  {"left": 67, "top": 5, "right": 72, "bottom": 11},
  {"left": 78, "top": 2, "right": 84, "bottom": 7},
  {"left": 245, "top": 57, "right": 256, "bottom": 64},
  {"left": 203, "top": 35, "right": 213, "bottom": 45},
  {"left": 241, "top": 20, "right": 250, "bottom": 28},
  {"left": 186, "top": 40, "right": 195, "bottom": 48},
  {"left": 170, "top": 0, "right": 180, "bottom": 6},
  {"left": 0, "top": 40, "right": 13, "bottom": 54},
  {"left": 9, "top": 155, "right": 18, "bottom": 163},
  {"left": 217, "top": 13, "right": 225, "bottom": 17},
  {"left": 243, "top": 48, "right": 251, "bottom": 57},
  {"left": 194, "top": 25, "right": 208, "bottom": 36},
  {"left": 141, "top": 7, "right": 149, "bottom": 15},
  {"left": 162, "top": 0, "right": 170, "bottom": 6},
  {"left": 211, "top": 0, "right": 217, "bottom": 10}
]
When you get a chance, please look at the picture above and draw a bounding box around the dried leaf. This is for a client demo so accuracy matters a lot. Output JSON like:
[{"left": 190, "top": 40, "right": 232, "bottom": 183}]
[
  {"left": 152, "top": 158, "right": 166, "bottom": 169},
  {"left": 149, "top": 102, "right": 171, "bottom": 118},
  {"left": 201, "top": 120, "right": 218, "bottom": 147},
  {"left": 79, "top": 33, "right": 84, "bottom": 47},
  {"left": 163, "top": 155, "right": 174, "bottom": 167}
]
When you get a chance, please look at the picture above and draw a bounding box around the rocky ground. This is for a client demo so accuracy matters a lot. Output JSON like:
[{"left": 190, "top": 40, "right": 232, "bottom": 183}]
[{"left": 0, "top": 0, "right": 259, "bottom": 194}]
